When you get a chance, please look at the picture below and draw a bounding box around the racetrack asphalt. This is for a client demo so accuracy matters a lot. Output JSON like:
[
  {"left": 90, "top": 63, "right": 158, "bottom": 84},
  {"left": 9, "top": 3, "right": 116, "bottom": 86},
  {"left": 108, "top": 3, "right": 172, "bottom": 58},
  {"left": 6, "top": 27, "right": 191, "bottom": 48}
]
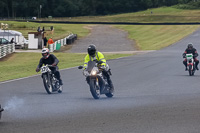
[
  {"left": 1, "top": 27, "right": 200, "bottom": 133},
  {"left": 69, "top": 25, "right": 137, "bottom": 53}
]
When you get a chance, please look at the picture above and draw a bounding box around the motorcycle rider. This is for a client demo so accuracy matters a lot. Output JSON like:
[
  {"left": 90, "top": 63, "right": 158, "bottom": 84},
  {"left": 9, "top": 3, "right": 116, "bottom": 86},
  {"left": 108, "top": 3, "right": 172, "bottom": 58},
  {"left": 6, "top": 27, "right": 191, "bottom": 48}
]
[
  {"left": 183, "top": 43, "right": 199, "bottom": 71},
  {"left": 83, "top": 44, "right": 114, "bottom": 91},
  {"left": 36, "top": 48, "right": 63, "bottom": 86}
]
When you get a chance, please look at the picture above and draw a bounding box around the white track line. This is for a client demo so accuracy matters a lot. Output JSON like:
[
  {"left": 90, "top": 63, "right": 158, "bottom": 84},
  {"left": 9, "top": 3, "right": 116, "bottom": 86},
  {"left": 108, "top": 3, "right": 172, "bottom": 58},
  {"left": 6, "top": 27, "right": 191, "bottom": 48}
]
[
  {"left": 0, "top": 66, "right": 78, "bottom": 85},
  {"left": 0, "top": 50, "right": 155, "bottom": 84}
]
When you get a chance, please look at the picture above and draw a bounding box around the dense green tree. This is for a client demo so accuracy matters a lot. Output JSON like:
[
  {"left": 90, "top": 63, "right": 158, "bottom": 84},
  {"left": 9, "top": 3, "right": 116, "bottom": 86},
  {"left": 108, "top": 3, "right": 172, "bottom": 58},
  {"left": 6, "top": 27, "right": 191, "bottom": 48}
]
[{"left": 0, "top": 0, "right": 194, "bottom": 18}]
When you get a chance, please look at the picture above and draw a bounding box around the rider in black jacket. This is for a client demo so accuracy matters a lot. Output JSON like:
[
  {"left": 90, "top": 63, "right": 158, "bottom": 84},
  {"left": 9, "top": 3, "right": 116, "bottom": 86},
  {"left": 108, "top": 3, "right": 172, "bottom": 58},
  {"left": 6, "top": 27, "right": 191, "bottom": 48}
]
[
  {"left": 183, "top": 43, "right": 199, "bottom": 71},
  {"left": 36, "top": 48, "right": 63, "bottom": 85}
]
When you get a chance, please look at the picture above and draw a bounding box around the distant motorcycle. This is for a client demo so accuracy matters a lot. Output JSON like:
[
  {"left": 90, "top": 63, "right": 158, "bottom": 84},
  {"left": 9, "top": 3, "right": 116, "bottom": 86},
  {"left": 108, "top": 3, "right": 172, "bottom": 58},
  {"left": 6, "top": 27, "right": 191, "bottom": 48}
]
[
  {"left": 0, "top": 104, "right": 4, "bottom": 120},
  {"left": 185, "top": 54, "right": 196, "bottom": 76},
  {"left": 78, "top": 61, "right": 114, "bottom": 99},
  {"left": 41, "top": 65, "right": 62, "bottom": 94}
]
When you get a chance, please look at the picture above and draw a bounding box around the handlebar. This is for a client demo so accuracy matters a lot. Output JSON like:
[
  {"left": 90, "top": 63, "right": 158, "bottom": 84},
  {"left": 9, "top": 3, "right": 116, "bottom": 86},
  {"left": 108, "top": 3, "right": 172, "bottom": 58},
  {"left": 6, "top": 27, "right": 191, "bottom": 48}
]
[{"left": 45, "top": 65, "right": 56, "bottom": 67}]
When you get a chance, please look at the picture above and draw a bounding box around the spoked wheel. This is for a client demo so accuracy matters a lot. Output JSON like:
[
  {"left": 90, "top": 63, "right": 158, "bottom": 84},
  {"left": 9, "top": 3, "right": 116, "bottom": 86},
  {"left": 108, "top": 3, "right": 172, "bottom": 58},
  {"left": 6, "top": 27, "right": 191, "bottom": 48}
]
[
  {"left": 58, "top": 86, "right": 62, "bottom": 93},
  {"left": 56, "top": 81, "right": 62, "bottom": 93},
  {"left": 43, "top": 74, "right": 53, "bottom": 94},
  {"left": 90, "top": 80, "right": 100, "bottom": 99}
]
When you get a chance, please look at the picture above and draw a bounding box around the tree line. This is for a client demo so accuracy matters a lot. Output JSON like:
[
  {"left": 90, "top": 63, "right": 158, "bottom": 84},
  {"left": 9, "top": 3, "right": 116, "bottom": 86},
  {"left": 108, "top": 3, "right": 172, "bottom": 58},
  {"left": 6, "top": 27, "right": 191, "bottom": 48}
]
[{"left": 0, "top": 0, "right": 195, "bottom": 18}]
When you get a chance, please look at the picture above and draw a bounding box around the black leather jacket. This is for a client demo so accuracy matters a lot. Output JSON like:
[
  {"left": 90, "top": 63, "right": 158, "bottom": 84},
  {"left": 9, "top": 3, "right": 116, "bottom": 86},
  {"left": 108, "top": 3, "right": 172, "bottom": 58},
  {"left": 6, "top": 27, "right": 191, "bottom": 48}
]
[
  {"left": 37, "top": 54, "right": 59, "bottom": 68},
  {"left": 183, "top": 48, "right": 198, "bottom": 58}
]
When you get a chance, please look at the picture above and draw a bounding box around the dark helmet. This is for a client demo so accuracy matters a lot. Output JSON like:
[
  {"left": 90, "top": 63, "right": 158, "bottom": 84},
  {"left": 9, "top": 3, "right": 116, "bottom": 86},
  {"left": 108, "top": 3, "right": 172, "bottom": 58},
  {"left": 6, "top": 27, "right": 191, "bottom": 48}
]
[
  {"left": 188, "top": 43, "right": 193, "bottom": 49},
  {"left": 42, "top": 48, "right": 50, "bottom": 59},
  {"left": 87, "top": 44, "right": 96, "bottom": 57}
]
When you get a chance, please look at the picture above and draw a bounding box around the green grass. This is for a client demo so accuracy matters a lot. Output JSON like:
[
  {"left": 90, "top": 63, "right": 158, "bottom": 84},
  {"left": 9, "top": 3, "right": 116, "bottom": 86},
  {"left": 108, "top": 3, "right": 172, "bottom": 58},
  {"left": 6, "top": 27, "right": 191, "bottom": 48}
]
[
  {"left": 1, "top": 6, "right": 200, "bottom": 81},
  {"left": 0, "top": 21, "right": 90, "bottom": 40},
  {"left": 43, "top": 7, "right": 200, "bottom": 23},
  {"left": 114, "top": 25, "right": 199, "bottom": 50},
  {"left": 0, "top": 53, "right": 132, "bottom": 82}
]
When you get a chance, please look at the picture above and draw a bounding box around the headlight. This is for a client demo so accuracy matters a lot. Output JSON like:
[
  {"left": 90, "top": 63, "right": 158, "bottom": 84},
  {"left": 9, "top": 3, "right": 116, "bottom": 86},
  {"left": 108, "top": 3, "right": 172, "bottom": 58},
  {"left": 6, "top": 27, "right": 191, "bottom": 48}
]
[{"left": 91, "top": 70, "right": 97, "bottom": 75}]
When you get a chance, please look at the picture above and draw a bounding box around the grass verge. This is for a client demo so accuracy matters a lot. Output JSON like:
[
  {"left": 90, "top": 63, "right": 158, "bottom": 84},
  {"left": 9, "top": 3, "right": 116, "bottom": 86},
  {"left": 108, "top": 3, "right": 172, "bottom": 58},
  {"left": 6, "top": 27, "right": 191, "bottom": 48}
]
[
  {"left": 0, "top": 52, "right": 132, "bottom": 82},
  {"left": 114, "top": 25, "right": 199, "bottom": 50},
  {"left": 42, "top": 7, "right": 200, "bottom": 23}
]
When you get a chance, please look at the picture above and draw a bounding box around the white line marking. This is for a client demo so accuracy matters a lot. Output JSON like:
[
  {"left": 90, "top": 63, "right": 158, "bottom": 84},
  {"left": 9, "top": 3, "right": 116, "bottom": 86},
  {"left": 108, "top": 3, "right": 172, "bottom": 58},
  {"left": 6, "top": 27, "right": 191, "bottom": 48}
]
[
  {"left": 0, "top": 50, "right": 155, "bottom": 84},
  {"left": 0, "top": 66, "right": 78, "bottom": 85}
]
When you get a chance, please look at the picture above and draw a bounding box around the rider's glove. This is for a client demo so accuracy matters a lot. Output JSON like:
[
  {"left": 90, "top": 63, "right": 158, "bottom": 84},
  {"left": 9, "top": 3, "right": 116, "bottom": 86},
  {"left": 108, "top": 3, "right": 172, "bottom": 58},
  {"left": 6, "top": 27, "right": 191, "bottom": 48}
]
[
  {"left": 52, "top": 63, "right": 57, "bottom": 66},
  {"left": 83, "top": 70, "right": 89, "bottom": 77},
  {"left": 36, "top": 68, "right": 40, "bottom": 72},
  {"left": 100, "top": 65, "right": 106, "bottom": 70},
  {"left": 194, "top": 53, "right": 198, "bottom": 58},
  {"left": 182, "top": 53, "right": 186, "bottom": 58}
]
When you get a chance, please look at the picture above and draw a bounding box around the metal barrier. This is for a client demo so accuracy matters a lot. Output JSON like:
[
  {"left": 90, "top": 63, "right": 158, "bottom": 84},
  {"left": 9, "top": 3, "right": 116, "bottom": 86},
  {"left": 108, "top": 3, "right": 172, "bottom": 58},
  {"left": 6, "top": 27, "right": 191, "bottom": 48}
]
[{"left": 0, "top": 44, "right": 15, "bottom": 58}]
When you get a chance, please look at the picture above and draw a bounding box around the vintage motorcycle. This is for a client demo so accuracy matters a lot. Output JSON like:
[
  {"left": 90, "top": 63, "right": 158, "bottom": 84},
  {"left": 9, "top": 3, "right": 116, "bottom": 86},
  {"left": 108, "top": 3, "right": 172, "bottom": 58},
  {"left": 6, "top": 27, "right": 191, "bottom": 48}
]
[
  {"left": 78, "top": 60, "right": 114, "bottom": 99},
  {"left": 40, "top": 65, "right": 62, "bottom": 94},
  {"left": 0, "top": 104, "right": 4, "bottom": 120},
  {"left": 185, "top": 53, "right": 196, "bottom": 76}
]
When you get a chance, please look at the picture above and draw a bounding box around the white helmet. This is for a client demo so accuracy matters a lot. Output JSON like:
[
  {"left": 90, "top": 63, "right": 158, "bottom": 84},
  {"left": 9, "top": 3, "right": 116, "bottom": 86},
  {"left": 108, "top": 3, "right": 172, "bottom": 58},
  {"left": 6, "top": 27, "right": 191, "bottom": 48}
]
[{"left": 41, "top": 48, "right": 50, "bottom": 59}]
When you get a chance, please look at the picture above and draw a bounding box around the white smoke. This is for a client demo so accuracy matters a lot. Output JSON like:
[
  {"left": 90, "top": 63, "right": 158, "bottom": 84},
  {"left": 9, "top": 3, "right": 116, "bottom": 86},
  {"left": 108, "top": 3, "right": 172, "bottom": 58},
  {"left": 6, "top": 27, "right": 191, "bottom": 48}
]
[{"left": 4, "top": 96, "right": 24, "bottom": 111}]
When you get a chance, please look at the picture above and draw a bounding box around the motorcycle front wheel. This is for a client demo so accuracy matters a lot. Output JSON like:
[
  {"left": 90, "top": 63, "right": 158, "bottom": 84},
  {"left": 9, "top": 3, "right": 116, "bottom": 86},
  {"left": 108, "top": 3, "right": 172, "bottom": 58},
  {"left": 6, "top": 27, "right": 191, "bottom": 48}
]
[
  {"left": 188, "top": 65, "right": 193, "bottom": 76},
  {"left": 89, "top": 79, "right": 100, "bottom": 99},
  {"left": 43, "top": 74, "right": 53, "bottom": 94}
]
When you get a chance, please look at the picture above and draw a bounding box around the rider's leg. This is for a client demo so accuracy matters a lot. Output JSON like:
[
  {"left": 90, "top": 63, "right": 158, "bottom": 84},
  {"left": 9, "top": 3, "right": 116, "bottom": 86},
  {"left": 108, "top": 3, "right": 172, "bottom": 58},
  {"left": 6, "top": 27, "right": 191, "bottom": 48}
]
[
  {"left": 183, "top": 59, "right": 187, "bottom": 71},
  {"left": 102, "top": 71, "right": 114, "bottom": 89},
  {"left": 194, "top": 58, "right": 199, "bottom": 70},
  {"left": 51, "top": 67, "right": 63, "bottom": 85}
]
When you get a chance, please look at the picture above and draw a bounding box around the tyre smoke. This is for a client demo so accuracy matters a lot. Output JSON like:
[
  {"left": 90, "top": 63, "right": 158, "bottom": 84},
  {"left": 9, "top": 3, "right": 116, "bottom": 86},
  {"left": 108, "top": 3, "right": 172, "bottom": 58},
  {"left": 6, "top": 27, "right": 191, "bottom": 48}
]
[{"left": 4, "top": 96, "right": 24, "bottom": 111}]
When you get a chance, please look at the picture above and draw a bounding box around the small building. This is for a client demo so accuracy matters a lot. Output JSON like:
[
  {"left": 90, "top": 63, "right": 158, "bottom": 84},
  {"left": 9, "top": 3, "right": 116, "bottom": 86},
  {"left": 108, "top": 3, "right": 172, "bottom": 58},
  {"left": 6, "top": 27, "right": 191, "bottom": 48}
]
[
  {"left": 28, "top": 31, "right": 45, "bottom": 49},
  {"left": 0, "top": 30, "right": 28, "bottom": 46}
]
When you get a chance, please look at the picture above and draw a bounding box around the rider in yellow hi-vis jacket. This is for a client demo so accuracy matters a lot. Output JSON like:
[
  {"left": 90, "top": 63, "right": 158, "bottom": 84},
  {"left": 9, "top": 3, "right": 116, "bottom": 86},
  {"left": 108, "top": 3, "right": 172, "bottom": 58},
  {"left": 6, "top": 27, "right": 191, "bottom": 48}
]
[
  {"left": 83, "top": 44, "right": 114, "bottom": 90},
  {"left": 84, "top": 50, "right": 106, "bottom": 68}
]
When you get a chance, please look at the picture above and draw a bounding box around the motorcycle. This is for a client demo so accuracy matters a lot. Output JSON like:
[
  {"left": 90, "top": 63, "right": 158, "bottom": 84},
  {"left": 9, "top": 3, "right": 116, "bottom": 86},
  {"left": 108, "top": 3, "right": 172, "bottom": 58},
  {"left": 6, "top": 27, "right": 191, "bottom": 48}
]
[
  {"left": 185, "top": 53, "right": 196, "bottom": 76},
  {"left": 78, "top": 60, "right": 114, "bottom": 99},
  {"left": 0, "top": 104, "right": 4, "bottom": 120},
  {"left": 40, "top": 65, "right": 62, "bottom": 94}
]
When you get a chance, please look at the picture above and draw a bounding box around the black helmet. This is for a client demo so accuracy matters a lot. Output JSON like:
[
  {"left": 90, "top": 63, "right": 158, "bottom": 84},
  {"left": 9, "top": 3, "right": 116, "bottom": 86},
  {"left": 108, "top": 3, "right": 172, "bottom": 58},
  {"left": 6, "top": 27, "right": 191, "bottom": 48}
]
[
  {"left": 87, "top": 44, "right": 96, "bottom": 57},
  {"left": 188, "top": 43, "right": 193, "bottom": 49}
]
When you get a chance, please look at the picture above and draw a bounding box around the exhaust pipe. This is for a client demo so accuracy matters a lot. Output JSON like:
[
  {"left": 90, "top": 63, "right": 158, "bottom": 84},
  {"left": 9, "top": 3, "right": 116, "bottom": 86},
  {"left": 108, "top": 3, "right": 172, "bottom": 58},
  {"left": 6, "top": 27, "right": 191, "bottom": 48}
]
[{"left": 0, "top": 104, "right": 4, "bottom": 119}]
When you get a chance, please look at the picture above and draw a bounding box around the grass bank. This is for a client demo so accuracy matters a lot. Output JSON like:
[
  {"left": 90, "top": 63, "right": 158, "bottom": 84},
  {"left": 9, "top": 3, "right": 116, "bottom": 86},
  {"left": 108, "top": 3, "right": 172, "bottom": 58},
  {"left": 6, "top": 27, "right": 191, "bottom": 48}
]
[
  {"left": 114, "top": 25, "right": 199, "bottom": 50},
  {"left": 44, "top": 7, "right": 200, "bottom": 23},
  {"left": 0, "top": 21, "right": 90, "bottom": 40},
  {"left": 0, "top": 53, "right": 132, "bottom": 82}
]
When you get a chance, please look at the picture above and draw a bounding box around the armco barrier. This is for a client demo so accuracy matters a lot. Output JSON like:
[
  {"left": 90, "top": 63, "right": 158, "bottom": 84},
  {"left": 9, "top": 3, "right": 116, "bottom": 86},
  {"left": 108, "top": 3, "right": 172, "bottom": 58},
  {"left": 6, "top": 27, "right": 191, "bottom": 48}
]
[
  {"left": 0, "top": 44, "right": 15, "bottom": 58},
  {"left": 49, "top": 34, "right": 77, "bottom": 52}
]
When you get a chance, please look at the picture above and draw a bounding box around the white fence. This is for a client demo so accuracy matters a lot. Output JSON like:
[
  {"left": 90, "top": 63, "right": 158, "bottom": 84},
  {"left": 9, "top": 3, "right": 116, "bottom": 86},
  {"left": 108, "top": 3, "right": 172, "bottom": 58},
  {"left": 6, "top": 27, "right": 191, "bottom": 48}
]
[
  {"left": 0, "top": 44, "right": 15, "bottom": 58},
  {"left": 49, "top": 34, "right": 77, "bottom": 52}
]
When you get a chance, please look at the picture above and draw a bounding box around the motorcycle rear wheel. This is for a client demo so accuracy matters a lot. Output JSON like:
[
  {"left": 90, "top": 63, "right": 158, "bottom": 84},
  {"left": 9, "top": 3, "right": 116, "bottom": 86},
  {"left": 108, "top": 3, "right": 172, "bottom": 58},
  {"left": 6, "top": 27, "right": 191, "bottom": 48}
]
[{"left": 43, "top": 74, "right": 53, "bottom": 94}]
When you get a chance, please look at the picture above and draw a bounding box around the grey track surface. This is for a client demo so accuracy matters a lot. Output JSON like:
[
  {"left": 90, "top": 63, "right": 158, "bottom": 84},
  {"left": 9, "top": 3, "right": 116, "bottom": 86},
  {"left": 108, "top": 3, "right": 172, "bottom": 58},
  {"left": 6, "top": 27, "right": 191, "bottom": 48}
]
[
  {"left": 1, "top": 29, "right": 200, "bottom": 133},
  {"left": 69, "top": 25, "right": 136, "bottom": 53}
]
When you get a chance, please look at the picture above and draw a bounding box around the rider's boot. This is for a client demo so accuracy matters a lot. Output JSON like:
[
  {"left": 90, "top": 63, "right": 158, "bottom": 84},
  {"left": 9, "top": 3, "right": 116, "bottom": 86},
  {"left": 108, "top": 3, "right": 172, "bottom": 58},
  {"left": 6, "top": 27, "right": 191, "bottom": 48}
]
[
  {"left": 183, "top": 61, "right": 187, "bottom": 71},
  {"left": 196, "top": 66, "right": 199, "bottom": 70},
  {"left": 196, "top": 61, "right": 199, "bottom": 70},
  {"left": 59, "top": 79, "right": 63, "bottom": 85},
  {"left": 107, "top": 78, "right": 114, "bottom": 92}
]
